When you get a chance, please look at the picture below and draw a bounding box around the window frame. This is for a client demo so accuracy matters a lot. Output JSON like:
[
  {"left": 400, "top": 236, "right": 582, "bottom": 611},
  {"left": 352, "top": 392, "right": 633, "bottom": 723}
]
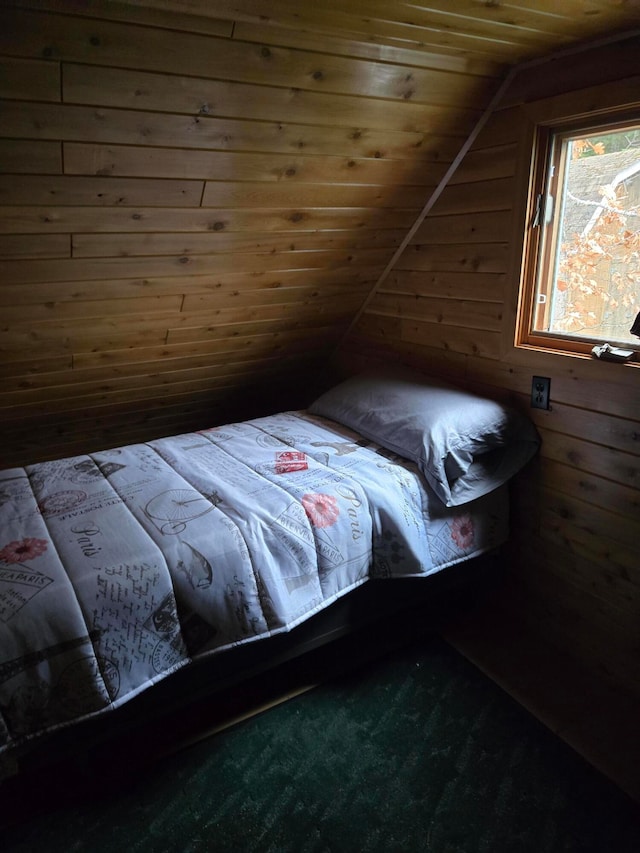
[{"left": 516, "top": 106, "right": 640, "bottom": 362}]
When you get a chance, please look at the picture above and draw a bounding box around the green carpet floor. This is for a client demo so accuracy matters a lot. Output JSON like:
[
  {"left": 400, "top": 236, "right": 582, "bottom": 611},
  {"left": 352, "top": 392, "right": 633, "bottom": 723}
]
[{"left": 1, "top": 635, "right": 638, "bottom": 852}]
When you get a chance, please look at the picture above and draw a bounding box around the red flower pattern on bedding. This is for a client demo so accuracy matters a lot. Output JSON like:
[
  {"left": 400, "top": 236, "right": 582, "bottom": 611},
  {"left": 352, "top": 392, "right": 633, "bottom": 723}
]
[
  {"left": 0, "top": 538, "right": 49, "bottom": 564},
  {"left": 301, "top": 493, "right": 340, "bottom": 528},
  {"left": 450, "top": 515, "right": 474, "bottom": 550}
]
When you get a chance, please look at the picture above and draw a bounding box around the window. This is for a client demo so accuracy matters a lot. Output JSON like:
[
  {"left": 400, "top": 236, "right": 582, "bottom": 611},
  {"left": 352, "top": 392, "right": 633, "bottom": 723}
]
[{"left": 518, "top": 113, "right": 640, "bottom": 357}]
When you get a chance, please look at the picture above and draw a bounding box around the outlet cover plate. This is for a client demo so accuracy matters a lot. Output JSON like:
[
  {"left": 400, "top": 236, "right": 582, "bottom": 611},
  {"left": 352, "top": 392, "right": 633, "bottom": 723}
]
[{"left": 531, "top": 376, "right": 551, "bottom": 410}]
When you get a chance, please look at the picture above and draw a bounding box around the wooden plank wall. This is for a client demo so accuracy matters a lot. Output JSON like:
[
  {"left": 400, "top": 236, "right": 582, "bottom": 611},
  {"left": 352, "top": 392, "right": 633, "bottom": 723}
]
[
  {"left": 339, "top": 36, "right": 640, "bottom": 702},
  {"left": 0, "top": 1, "right": 505, "bottom": 467}
]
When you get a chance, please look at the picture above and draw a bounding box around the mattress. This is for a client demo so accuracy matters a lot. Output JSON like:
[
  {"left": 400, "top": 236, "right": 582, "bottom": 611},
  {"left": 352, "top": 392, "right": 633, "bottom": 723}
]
[{"left": 0, "top": 370, "right": 540, "bottom": 766}]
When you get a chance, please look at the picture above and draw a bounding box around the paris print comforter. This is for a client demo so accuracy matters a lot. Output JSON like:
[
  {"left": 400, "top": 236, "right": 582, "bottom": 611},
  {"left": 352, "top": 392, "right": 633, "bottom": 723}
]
[{"left": 0, "top": 410, "right": 509, "bottom": 765}]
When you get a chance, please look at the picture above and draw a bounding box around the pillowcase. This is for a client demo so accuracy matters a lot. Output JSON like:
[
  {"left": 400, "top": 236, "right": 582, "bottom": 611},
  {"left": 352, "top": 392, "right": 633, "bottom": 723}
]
[{"left": 308, "top": 369, "right": 540, "bottom": 507}]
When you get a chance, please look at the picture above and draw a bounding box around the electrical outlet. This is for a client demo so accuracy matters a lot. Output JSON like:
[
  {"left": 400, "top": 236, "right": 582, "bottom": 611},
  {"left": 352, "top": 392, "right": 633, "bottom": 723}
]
[{"left": 531, "top": 376, "right": 551, "bottom": 410}]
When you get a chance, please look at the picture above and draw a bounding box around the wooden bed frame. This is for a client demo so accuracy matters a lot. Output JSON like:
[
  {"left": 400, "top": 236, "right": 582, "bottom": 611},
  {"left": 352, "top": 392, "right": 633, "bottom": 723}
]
[{"left": 3, "top": 549, "right": 503, "bottom": 786}]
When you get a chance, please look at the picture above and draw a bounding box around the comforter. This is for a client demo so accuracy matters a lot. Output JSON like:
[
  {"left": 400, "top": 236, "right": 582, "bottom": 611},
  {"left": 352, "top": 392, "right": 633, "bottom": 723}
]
[{"left": 0, "top": 410, "right": 508, "bottom": 765}]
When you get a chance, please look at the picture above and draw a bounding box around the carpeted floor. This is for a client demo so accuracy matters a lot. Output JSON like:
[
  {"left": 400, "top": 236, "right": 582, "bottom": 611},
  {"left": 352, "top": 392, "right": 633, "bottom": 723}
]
[{"left": 1, "top": 635, "right": 638, "bottom": 852}]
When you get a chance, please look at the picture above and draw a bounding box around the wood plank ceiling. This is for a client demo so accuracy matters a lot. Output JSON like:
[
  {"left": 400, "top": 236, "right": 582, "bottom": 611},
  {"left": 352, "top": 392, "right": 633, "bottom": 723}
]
[{"left": 1, "top": 0, "right": 640, "bottom": 464}]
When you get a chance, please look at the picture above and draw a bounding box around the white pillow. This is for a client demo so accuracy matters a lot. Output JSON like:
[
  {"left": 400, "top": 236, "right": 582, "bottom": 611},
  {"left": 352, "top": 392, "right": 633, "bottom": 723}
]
[{"left": 309, "top": 370, "right": 540, "bottom": 507}]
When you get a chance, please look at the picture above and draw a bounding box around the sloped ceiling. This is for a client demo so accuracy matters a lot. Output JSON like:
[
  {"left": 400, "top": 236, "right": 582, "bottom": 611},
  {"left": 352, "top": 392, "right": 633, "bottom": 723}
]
[
  {"left": 131, "top": 0, "right": 640, "bottom": 65},
  {"left": 1, "top": 0, "right": 640, "bottom": 463}
]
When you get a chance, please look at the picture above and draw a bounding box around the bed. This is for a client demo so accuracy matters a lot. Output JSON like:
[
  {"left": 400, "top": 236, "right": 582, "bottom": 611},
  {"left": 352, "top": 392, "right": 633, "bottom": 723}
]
[{"left": 0, "top": 369, "right": 539, "bottom": 777}]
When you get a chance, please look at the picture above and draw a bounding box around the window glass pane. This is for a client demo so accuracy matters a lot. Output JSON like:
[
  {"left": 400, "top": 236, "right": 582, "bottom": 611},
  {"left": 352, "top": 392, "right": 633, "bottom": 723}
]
[{"left": 533, "top": 123, "right": 640, "bottom": 347}]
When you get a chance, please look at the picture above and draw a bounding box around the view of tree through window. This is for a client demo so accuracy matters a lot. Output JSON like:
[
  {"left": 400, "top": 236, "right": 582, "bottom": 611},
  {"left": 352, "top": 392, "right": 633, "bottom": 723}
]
[{"left": 533, "top": 122, "right": 640, "bottom": 347}]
